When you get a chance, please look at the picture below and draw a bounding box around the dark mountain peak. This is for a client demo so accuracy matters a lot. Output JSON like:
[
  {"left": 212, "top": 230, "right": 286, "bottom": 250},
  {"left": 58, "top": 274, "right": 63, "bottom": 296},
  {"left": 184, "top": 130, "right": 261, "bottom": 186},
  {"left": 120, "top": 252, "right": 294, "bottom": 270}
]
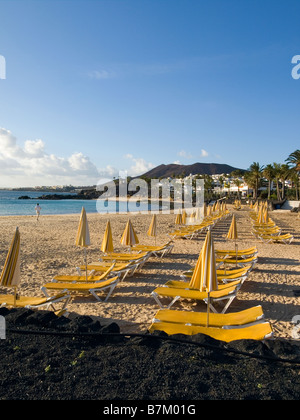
[{"left": 140, "top": 162, "right": 245, "bottom": 178}]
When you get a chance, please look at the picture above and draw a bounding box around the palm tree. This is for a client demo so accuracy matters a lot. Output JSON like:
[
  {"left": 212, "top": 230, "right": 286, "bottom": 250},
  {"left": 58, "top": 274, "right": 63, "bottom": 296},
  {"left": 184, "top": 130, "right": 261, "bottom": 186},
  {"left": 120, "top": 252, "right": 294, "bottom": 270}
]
[
  {"left": 263, "top": 164, "right": 275, "bottom": 200},
  {"left": 289, "top": 171, "right": 299, "bottom": 200},
  {"left": 272, "top": 163, "right": 283, "bottom": 201},
  {"left": 243, "top": 171, "right": 256, "bottom": 199},
  {"left": 234, "top": 178, "right": 242, "bottom": 198},
  {"left": 286, "top": 150, "right": 300, "bottom": 199},
  {"left": 279, "top": 164, "right": 290, "bottom": 200},
  {"left": 248, "top": 162, "right": 264, "bottom": 199},
  {"left": 286, "top": 150, "right": 300, "bottom": 171}
]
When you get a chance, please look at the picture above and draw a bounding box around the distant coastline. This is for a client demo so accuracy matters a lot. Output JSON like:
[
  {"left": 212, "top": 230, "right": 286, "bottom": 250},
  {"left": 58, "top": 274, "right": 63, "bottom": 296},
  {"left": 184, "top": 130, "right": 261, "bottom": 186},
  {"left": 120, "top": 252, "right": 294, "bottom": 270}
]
[{"left": 0, "top": 190, "right": 162, "bottom": 216}]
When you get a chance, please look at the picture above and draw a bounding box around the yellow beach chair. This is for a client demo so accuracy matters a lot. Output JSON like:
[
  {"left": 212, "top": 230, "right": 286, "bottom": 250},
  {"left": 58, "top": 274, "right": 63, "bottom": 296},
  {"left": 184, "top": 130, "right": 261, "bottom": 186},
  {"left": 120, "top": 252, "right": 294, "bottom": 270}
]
[
  {"left": 0, "top": 227, "right": 71, "bottom": 313},
  {"left": 215, "top": 247, "right": 258, "bottom": 259},
  {"left": 216, "top": 255, "right": 258, "bottom": 270},
  {"left": 131, "top": 241, "right": 174, "bottom": 257},
  {"left": 181, "top": 265, "right": 252, "bottom": 283},
  {"left": 148, "top": 321, "right": 273, "bottom": 342},
  {"left": 78, "top": 261, "right": 138, "bottom": 280},
  {"left": 258, "top": 233, "right": 294, "bottom": 244},
  {"left": 41, "top": 275, "right": 120, "bottom": 302},
  {"left": 53, "top": 263, "right": 116, "bottom": 283},
  {"left": 151, "top": 282, "right": 239, "bottom": 313},
  {"left": 0, "top": 291, "right": 71, "bottom": 313},
  {"left": 151, "top": 305, "right": 265, "bottom": 328},
  {"left": 100, "top": 251, "right": 151, "bottom": 271}
]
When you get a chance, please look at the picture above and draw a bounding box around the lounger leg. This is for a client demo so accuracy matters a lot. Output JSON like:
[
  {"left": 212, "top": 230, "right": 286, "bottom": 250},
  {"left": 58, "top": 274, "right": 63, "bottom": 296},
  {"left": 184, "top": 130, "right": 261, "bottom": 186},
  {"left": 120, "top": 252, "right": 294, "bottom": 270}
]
[
  {"left": 41, "top": 286, "right": 50, "bottom": 298},
  {"left": 103, "top": 285, "right": 118, "bottom": 302},
  {"left": 89, "top": 284, "right": 118, "bottom": 302},
  {"left": 151, "top": 292, "right": 180, "bottom": 309},
  {"left": 88, "top": 289, "right": 102, "bottom": 301},
  {"left": 220, "top": 295, "right": 236, "bottom": 313},
  {"left": 203, "top": 293, "right": 237, "bottom": 314}
]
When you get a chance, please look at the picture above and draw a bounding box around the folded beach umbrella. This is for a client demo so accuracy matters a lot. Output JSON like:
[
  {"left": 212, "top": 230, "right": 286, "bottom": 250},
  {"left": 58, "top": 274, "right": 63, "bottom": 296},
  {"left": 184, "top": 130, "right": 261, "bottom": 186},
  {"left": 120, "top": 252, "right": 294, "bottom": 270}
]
[
  {"left": 256, "top": 206, "right": 264, "bottom": 224},
  {"left": 221, "top": 202, "right": 227, "bottom": 215},
  {"left": 175, "top": 212, "right": 182, "bottom": 225},
  {"left": 75, "top": 207, "right": 90, "bottom": 248},
  {"left": 226, "top": 215, "right": 238, "bottom": 241},
  {"left": 263, "top": 207, "right": 269, "bottom": 224},
  {"left": 0, "top": 227, "right": 21, "bottom": 305},
  {"left": 207, "top": 205, "right": 212, "bottom": 216},
  {"left": 189, "top": 229, "right": 218, "bottom": 326},
  {"left": 226, "top": 214, "right": 238, "bottom": 261},
  {"left": 189, "top": 229, "right": 218, "bottom": 292},
  {"left": 147, "top": 214, "right": 157, "bottom": 244},
  {"left": 75, "top": 207, "right": 90, "bottom": 280},
  {"left": 195, "top": 207, "right": 202, "bottom": 222},
  {"left": 101, "top": 220, "right": 114, "bottom": 253},
  {"left": 121, "top": 219, "right": 139, "bottom": 247},
  {"left": 182, "top": 210, "right": 187, "bottom": 225}
]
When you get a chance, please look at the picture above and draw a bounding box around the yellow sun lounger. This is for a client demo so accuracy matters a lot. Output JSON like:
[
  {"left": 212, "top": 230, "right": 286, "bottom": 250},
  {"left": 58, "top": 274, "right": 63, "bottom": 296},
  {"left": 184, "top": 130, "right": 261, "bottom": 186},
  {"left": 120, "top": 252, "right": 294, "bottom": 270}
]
[
  {"left": 54, "top": 264, "right": 116, "bottom": 283},
  {"left": 216, "top": 265, "right": 252, "bottom": 276},
  {"left": 164, "top": 278, "right": 244, "bottom": 292},
  {"left": 78, "top": 261, "right": 138, "bottom": 280},
  {"left": 151, "top": 305, "right": 265, "bottom": 328},
  {"left": 216, "top": 255, "right": 258, "bottom": 270},
  {"left": 131, "top": 241, "right": 174, "bottom": 257},
  {"left": 151, "top": 283, "right": 239, "bottom": 313},
  {"left": 168, "top": 223, "right": 213, "bottom": 239},
  {"left": 252, "top": 228, "right": 282, "bottom": 238},
  {"left": 101, "top": 251, "right": 149, "bottom": 259},
  {"left": 0, "top": 290, "right": 71, "bottom": 312},
  {"left": 258, "top": 233, "right": 294, "bottom": 244},
  {"left": 251, "top": 221, "right": 277, "bottom": 228},
  {"left": 252, "top": 226, "right": 281, "bottom": 233},
  {"left": 148, "top": 321, "right": 273, "bottom": 342},
  {"left": 168, "top": 231, "right": 197, "bottom": 240},
  {"left": 181, "top": 266, "right": 251, "bottom": 283},
  {"left": 100, "top": 251, "right": 150, "bottom": 262},
  {"left": 41, "top": 275, "right": 120, "bottom": 302},
  {"left": 171, "top": 274, "right": 247, "bottom": 290},
  {"left": 100, "top": 252, "right": 151, "bottom": 272},
  {"left": 215, "top": 247, "right": 258, "bottom": 258},
  {"left": 0, "top": 227, "right": 71, "bottom": 314}
]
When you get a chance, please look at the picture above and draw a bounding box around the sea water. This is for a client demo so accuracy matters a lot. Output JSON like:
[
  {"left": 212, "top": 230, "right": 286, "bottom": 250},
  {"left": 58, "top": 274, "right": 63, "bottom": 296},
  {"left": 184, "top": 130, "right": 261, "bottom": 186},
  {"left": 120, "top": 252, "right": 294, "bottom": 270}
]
[{"left": 0, "top": 190, "right": 157, "bottom": 216}]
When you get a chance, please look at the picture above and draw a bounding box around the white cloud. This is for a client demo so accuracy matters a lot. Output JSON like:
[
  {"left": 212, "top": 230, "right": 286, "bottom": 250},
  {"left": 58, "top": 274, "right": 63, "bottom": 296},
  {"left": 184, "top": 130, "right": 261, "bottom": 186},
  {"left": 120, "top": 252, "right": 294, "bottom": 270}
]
[
  {"left": 124, "top": 154, "right": 154, "bottom": 177},
  {"left": 0, "top": 128, "right": 100, "bottom": 187},
  {"left": 200, "top": 149, "right": 209, "bottom": 157},
  {"left": 0, "top": 128, "right": 156, "bottom": 188},
  {"left": 87, "top": 69, "right": 116, "bottom": 80},
  {"left": 97, "top": 164, "right": 119, "bottom": 180},
  {"left": 24, "top": 139, "right": 45, "bottom": 157},
  {"left": 178, "top": 150, "right": 192, "bottom": 159}
]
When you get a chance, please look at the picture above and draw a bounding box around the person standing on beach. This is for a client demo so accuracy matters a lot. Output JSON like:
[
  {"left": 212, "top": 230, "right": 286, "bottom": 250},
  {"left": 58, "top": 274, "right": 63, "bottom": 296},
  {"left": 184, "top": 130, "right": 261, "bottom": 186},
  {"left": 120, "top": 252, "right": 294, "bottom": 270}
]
[{"left": 35, "top": 203, "right": 41, "bottom": 221}]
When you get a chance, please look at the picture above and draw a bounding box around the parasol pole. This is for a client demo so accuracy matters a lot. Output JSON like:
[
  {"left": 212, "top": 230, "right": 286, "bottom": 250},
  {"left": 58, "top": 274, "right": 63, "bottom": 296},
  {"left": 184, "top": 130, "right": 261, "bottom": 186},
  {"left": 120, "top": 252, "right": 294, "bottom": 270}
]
[
  {"left": 206, "top": 291, "right": 210, "bottom": 327},
  {"left": 85, "top": 247, "right": 88, "bottom": 281}
]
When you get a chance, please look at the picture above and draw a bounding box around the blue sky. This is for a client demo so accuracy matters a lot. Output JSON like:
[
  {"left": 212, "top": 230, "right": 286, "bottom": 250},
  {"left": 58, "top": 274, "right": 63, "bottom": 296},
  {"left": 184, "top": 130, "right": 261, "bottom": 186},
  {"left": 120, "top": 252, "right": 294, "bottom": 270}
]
[{"left": 0, "top": 0, "right": 300, "bottom": 187}]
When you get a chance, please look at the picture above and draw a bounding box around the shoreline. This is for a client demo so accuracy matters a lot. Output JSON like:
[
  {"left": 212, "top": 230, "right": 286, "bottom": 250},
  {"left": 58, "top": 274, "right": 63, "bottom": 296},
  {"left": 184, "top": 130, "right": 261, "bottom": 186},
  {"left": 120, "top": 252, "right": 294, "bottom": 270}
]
[{"left": 0, "top": 207, "right": 293, "bottom": 218}]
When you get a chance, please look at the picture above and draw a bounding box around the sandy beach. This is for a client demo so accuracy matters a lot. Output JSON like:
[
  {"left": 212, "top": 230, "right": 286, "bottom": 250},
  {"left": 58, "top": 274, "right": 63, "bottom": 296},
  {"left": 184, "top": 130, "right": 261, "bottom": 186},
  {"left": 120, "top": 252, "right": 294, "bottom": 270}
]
[{"left": 0, "top": 206, "right": 299, "bottom": 342}]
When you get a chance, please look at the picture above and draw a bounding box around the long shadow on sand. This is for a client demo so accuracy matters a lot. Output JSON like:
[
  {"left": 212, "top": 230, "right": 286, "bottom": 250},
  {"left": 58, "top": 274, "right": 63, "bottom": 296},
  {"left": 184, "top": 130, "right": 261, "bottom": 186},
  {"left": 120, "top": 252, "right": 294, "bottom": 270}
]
[{"left": 258, "top": 257, "right": 300, "bottom": 266}]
